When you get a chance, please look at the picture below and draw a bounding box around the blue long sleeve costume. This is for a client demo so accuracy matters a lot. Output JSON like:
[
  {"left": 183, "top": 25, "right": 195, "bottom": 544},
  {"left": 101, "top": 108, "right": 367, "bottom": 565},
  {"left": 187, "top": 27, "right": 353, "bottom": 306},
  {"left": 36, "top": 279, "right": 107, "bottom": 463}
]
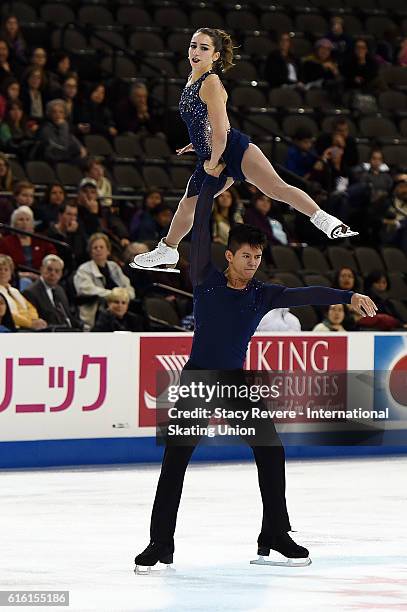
[{"left": 189, "top": 175, "right": 354, "bottom": 370}]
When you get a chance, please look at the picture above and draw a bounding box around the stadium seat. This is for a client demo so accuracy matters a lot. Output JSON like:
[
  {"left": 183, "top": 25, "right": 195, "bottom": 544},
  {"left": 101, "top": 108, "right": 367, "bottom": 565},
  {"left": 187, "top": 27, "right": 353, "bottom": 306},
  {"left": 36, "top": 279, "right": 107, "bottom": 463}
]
[
  {"left": 260, "top": 12, "right": 293, "bottom": 33},
  {"left": 90, "top": 31, "right": 126, "bottom": 52},
  {"left": 56, "top": 163, "right": 83, "bottom": 186},
  {"left": 114, "top": 134, "right": 143, "bottom": 158},
  {"left": 8, "top": 159, "right": 26, "bottom": 181},
  {"left": 230, "top": 86, "right": 267, "bottom": 108},
  {"left": 271, "top": 245, "right": 302, "bottom": 272},
  {"left": 269, "top": 88, "right": 303, "bottom": 109},
  {"left": 281, "top": 115, "right": 319, "bottom": 138},
  {"left": 51, "top": 27, "right": 87, "bottom": 51},
  {"left": 113, "top": 164, "right": 144, "bottom": 189},
  {"left": 289, "top": 305, "right": 319, "bottom": 331},
  {"left": 295, "top": 14, "right": 328, "bottom": 37},
  {"left": 167, "top": 32, "right": 193, "bottom": 53},
  {"left": 84, "top": 135, "right": 114, "bottom": 157},
  {"left": 272, "top": 272, "right": 303, "bottom": 287},
  {"left": 381, "top": 145, "right": 407, "bottom": 167},
  {"left": 243, "top": 113, "right": 280, "bottom": 137},
  {"left": 143, "top": 136, "right": 172, "bottom": 158},
  {"left": 224, "top": 60, "right": 258, "bottom": 81},
  {"left": 25, "top": 161, "right": 57, "bottom": 185},
  {"left": 303, "top": 274, "right": 331, "bottom": 287},
  {"left": 142, "top": 166, "right": 172, "bottom": 189},
  {"left": 302, "top": 247, "right": 331, "bottom": 274},
  {"left": 243, "top": 35, "right": 274, "bottom": 56},
  {"left": 365, "top": 16, "right": 399, "bottom": 37},
  {"left": 129, "top": 32, "right": 165, "bottom": 52},
  {"left": 381, "top": 248, "right": 407, "bottom": 274},
  {"left": 0, "top": 2, "right": 37, "bottom": 21},
  {"left": 40, "top": 3, "right": 75, "bottom": 24},
  {"left": 387, "top": 273, "right": 407, "bottom": 300},
  {"left": 144, "top": 297, "right": 180, "bottom": 328},
  {"left": 116, "top": 7, "right": 152, "bottom": 26},
  {"left": 389, "top": 300, "right": 407, "bottom": 322},
  {"left": 140, "top": 57, "right": 177, "bottom": 79},
  {"left": 342, "top": 15, "right": 365, "bottom": 36},
  {"left": 190, "top": 9, "right": 224, "bottom": 29},
  {"left": 355, "top": 247, "right": 385, "bottom": 275},
  {"left": 226, "top": 9, "right": 260, "bottom": 31},
  {"left": 169, "top": 166, "right": 191, "bottom": 190},
  {"left": 327, "top": 247, "right": 358, "bottom": 271},
  {"left": 151, "top": 83, "right": 183, "bottom": 106},
  {"left": 305, "top": 89, "right": 332, "bottom": 109},
  {"left": 359, "top": 116, "right": 398, "bottom": 140},
  {"left": 153, "top": 7, "right": 189, "bottom": 28},
  {"left": 378, "top": 91, "right": 407, "bottom": 113},
  {"left": 78, "top": 5, "right": 113, "bottom": 26}
]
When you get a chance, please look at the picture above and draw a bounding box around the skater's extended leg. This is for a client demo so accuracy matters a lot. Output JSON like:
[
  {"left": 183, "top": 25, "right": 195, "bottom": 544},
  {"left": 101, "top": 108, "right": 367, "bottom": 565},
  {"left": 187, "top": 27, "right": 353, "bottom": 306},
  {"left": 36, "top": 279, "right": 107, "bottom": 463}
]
[
  {"left": 241, "top": 143, "right": 358, "bottom": 239},
  {"left": 131, "top": 177, "right": 234, "bottom": 271}
]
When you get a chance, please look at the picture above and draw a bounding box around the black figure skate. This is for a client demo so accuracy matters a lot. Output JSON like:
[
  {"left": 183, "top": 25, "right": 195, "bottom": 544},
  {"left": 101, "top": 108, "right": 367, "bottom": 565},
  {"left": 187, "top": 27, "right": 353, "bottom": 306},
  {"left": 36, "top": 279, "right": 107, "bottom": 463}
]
[
  {"left": 250, "top": 533, "right": 311, "bottom": 567},
  {"left": 134, "top": 541, "right": 175, "bottom": 575}
]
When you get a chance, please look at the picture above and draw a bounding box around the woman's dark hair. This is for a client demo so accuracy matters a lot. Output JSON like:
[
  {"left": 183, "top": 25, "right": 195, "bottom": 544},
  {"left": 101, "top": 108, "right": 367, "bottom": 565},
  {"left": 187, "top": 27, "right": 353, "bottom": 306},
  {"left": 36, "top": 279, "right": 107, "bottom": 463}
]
[
  {"left": 333, "top": 267, "right": 359, "bottom": 291},
  {"left": 0, "top": 76, "right": 18, "bottom": 96},
  {"left": 24, "top": 66, "right": 45, "bottom": 89},
  {"left": 0, "top": 293, "right": 16, "bottom": 332},
  {"left": 214, "top": 188, "right": 239, "bottom": 226},
  {"left": 42, "top": 182, "right": 66, "bottom": 206},
  {"left": 194, "top": 28, "right": 237, "bottom": 73},
  {"left": 364, "top": 270, "right": 388, "bottom": 295},
  {"left": 5, "top": 99, "right": 25, "bottom": 127},
  {"left": 227, "top": 224, "right": 267, "bottom": 253},
  {"left": 142, "top": 188, "right": 163, "bottom": 207}
]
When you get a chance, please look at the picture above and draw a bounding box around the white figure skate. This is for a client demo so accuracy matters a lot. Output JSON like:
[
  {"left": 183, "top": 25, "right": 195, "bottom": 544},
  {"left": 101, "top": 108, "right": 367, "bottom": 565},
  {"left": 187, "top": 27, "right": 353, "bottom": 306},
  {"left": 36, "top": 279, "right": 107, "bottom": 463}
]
[
  {"left": 311, "top": 210, "right": 359, "bottom": 239},
  {"left": 130, "top": 238, "right": 180, "bottom": 273}
]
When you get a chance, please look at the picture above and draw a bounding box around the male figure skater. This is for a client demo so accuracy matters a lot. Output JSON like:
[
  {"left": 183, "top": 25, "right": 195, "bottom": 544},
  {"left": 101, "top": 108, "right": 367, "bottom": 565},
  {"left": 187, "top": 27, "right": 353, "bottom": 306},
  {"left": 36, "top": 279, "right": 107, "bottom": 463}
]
[{"left": 134, "top": 175, "right": 377, "bottom": 572}]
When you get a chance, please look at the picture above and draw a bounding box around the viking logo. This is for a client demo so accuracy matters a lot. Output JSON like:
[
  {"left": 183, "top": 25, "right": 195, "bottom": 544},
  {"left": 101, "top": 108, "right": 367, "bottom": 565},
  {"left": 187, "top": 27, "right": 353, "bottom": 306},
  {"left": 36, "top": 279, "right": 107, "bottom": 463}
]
[{"left": 144, "top": 353, "right": 189, "bottom": 410}]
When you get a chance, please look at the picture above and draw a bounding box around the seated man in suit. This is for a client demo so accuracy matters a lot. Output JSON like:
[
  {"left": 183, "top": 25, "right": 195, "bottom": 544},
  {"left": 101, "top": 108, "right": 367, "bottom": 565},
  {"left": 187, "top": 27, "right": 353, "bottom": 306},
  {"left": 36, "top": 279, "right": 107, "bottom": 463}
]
[{"left": 23, "top": 254, "right": 82, "bottom": 329}]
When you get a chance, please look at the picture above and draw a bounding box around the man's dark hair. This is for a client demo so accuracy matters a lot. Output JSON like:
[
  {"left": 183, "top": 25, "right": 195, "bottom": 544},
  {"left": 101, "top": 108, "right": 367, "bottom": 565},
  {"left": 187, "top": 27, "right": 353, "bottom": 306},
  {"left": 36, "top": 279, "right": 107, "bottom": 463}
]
[
  {"left": 59, "top": 201, "right": 78, "bottom": 215},
  {"left": 153, "top": 204, "right": 172, "bottom": 216},
  {"left": 293, "top": 127, "right": 313, "bottom": 141},
  {"left": 227, "top": 224, "right": 267, "bottom": 254}
]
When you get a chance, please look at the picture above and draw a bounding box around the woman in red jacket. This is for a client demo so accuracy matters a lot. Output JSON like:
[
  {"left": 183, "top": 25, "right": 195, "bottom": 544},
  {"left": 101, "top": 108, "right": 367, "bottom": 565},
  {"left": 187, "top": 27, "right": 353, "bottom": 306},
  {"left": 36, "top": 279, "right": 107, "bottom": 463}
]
[{"left": 0, "top": 205, "right": 56, "bottom": 280}]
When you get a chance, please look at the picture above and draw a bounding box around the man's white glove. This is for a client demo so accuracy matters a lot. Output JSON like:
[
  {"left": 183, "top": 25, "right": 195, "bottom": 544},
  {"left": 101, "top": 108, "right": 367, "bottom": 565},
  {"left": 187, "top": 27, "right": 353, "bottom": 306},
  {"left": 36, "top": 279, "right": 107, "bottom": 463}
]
[{"left": 310, "top": 210, "right": 359, "bottom": 239}]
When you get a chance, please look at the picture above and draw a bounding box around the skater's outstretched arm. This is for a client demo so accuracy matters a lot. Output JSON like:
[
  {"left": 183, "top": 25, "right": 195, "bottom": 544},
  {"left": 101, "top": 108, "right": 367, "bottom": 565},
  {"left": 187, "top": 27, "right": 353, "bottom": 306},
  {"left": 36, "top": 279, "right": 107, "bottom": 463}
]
[
  {"left": 268, "top": 285, "right": 377, "bottom": 316},
  {"left": 190, "top": 174, "right": 227, "bottom": 287}
]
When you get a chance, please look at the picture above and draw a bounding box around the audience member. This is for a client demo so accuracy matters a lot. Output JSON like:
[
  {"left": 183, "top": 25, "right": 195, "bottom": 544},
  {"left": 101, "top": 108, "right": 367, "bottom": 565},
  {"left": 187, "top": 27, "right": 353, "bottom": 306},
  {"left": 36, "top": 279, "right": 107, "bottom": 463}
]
[
  {"left": 0, "top": 205, "right": 56, "bottom": 277},
  {"left": 315, "top": 117, "right": 358, "bottom": 170},
  {"left": 84, "top": 158, "right": 112, "bottom": 207},
  {"left": 313, "top": 304, "right": 346, "bottom": 331},
  {"left": 300, "top": 38, "right": 342, "bottom": 102},
  {"left": 23, "top": 254, "right": 81, "bottom": 329},
  {"left": 0, "top": 100, "right": 38, "bottom": 154},
  {"left": 116, "top": 81, "right": 162, "bottom": 134},
  {"left": 73, "top": 232, "right": 134, "bottom": 327},
  {"left": 325, "top": 16, "right": 353, "bottom": 60},
  {"left": 244, "top": 194, "right": 290, "bottom": 246},
  {"left": 354, "top": 148, "right": 393, "bottom": 196},
  {"left": 0, "top": 39, "right": 16, "bottom": 88},
  {"left": 0, "top": 76, "right": 20, "bottom": 120},
  {"left": 129, "top": 189, "right": 163, "bottom": 240},
  {"left": 333, "top": 267, "right": 361, "bottom": 293},
  {"left": 92, "top": 287, "right": 145, "bottom": 332},
  {"left": 284, "top": 128, "right": 317, "bottom": 178},
  {"left": 342, "top": 39, "right": 384, "bottom": 94},
  {"left": 39, "top": 99, "right": 86, "bottom": 163},
  {"left": 264, "top": 33, "right": 301, "bottom": 89},
  {"left": 48, "top": 52, "right": 73, "bottom": 96},
  {"left": 48, "top": 201, "right": 88, "bottom": 271},
  {"left": 78, "top": 83, "right": 117, "bottom": 138},
  {"left": 35, "top": 183, "right": 67, "bottom": 229},
  {"left": 0, "top": 15, "right": 26, "bottom": 66},
  {"left": 0, "top": 254, "right": 47, "bottom": 329},
  {"left": 212, "top": 187, "right": 242, "bottom": 246},
  {"left": 21, "top": 67, "right": 46, "bottom": 121},
  {"left": 0, "top": 292, "right": 16, "bottom": 331}
]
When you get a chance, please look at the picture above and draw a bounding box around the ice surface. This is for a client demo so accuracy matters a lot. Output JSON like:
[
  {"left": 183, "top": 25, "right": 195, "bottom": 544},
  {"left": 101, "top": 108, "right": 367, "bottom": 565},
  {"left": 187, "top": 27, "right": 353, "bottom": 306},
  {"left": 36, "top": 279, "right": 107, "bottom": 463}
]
[{"left": 0, "top": 456, "right": 406, "bottom": 611}]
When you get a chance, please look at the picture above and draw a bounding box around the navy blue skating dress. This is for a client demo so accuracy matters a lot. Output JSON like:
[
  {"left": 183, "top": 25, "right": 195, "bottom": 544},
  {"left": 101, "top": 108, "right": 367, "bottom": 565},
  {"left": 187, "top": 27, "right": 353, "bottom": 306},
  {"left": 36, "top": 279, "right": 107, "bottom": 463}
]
[{"left": 179, "top": 68, "right": 251, "bottom": 197}]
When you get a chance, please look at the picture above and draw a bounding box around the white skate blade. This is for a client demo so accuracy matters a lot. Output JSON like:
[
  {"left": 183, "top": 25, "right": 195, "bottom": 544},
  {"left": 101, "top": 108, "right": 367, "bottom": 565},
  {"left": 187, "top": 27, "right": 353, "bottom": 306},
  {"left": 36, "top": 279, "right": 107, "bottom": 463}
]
[
  {"left": 134, "top": 563, "right": 175, "bottom": 575},
  {"left": 250, "top": 555, "right": 312, "bottom": 567},
  {"left": 129, "top": 262, "right": 180, "bottom": 274}
]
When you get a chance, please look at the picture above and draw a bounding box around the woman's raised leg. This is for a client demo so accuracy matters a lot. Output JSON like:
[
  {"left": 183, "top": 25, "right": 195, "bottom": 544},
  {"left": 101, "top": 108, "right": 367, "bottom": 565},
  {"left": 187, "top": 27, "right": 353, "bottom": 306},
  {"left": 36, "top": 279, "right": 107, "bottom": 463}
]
[{"left": 241, "top": 144, "right": 358, "bottom": 238}]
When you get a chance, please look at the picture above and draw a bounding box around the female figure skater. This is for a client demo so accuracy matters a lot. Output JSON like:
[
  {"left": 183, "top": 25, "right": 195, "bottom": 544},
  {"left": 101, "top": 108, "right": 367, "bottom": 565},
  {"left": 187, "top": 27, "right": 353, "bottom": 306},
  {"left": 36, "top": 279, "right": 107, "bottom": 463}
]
[{"left": 132, "top": 28, "right": 357, "bottom": 273}]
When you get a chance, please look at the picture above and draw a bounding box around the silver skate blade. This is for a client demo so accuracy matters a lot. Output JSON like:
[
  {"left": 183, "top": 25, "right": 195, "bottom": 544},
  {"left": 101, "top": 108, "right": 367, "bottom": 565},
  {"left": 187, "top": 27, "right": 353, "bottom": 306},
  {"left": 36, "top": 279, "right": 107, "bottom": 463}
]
[
  {"left": 134, "top": 563, "right": 175, "bottom": 576},
  {"left": 250, "top": 555, "right": 312, "bottom": 567},
  {"left": 129, "top": 262, "right": 180, "bottom": 273}
]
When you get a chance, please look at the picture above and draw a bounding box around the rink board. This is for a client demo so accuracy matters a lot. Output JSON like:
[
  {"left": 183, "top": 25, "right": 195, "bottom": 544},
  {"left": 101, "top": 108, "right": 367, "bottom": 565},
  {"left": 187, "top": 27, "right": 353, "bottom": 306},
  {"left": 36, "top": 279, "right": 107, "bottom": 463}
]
[{"left": 0, "top": 332, "right": 406, "bottom": 468}]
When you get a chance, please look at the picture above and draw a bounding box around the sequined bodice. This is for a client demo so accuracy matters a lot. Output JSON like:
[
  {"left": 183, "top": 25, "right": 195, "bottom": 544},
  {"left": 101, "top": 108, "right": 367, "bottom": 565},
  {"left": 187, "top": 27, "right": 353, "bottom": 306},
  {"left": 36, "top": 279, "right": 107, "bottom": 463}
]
[{"left": 179, "top": 69, "right": 230, "bottom": 160}]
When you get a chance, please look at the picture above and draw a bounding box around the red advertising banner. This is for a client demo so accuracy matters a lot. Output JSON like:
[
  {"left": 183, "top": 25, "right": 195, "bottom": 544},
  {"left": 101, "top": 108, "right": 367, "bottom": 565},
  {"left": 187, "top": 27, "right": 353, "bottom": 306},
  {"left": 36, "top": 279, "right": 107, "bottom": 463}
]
[{"left": 138, "top": 335, "right": 348, "bottom": 426}]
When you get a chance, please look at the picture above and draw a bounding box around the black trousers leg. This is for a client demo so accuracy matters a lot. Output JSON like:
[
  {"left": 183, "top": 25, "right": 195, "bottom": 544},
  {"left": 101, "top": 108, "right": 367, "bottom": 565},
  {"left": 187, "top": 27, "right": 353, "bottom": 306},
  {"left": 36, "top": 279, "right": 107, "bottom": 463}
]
[
  {"left": 252, "top": 444, "right": 291, "bottom": 545},
  {"left": 150, "top": 444, "right": 197, "bottom": 545}
]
